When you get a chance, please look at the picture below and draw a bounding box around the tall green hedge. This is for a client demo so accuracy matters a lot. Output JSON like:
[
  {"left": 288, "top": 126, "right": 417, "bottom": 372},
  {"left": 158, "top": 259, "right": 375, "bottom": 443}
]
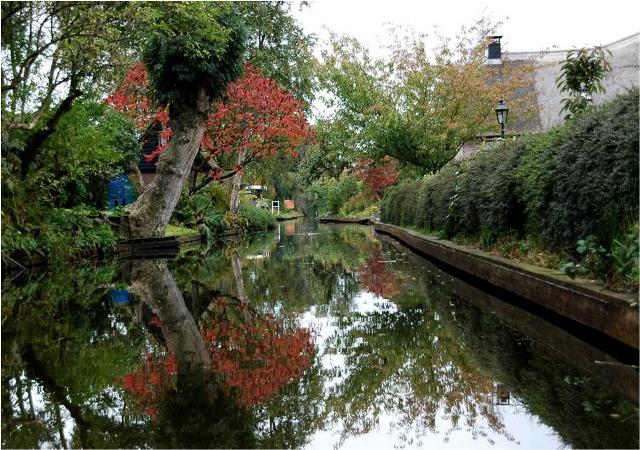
[{"left": 381, "top": 89, "right": 639, "bottom": 252}]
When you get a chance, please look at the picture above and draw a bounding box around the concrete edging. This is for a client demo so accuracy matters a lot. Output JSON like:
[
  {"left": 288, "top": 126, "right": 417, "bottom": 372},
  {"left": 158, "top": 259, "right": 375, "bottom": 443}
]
[{"left": 374, "top": 222, "right": 639, "bottom": 349}]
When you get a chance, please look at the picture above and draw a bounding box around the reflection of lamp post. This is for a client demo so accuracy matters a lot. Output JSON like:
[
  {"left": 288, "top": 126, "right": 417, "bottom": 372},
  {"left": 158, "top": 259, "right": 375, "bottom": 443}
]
[
  {"left": 495, "top": 99, "right": 509, "bottom": 139},
  {"left": 494, "top": 382, "right": 511, "bottom": 405}
]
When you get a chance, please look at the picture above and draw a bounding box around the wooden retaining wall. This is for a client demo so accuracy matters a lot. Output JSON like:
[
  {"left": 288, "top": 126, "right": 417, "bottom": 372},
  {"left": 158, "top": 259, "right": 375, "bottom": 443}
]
[
  {"left": 374, "top": 222, "right": 639, "bottom": 350},
  {"left": 318, "top": 216, "right": 371, "bottom": 225},
  {"left": 118, "top": 228, "right": 243, "bottom": 259}
]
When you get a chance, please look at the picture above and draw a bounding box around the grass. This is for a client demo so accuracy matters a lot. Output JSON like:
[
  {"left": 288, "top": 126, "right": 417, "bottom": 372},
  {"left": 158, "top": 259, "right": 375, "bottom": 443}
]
[
  {"left": 405, "top": 225, "right": 565, "bottom": 271},
  {"left": 165, "top": 224, "right": 200, "bottom": 237},
  {"left": 274, "top": 210, "right": 305, "bottom": 220}
]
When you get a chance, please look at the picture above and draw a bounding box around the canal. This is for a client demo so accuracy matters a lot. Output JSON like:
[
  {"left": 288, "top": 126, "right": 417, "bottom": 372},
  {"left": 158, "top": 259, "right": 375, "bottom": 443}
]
[{"left": 2, "top": 219, "right": 638, "bottom": 449}]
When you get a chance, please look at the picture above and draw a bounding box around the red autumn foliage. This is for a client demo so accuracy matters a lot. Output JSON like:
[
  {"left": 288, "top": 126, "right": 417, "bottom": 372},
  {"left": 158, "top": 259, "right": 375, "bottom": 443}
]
[
  {"left": 106, "top": 63, "right": 312, "bottom": 174},
  {"left": 354, "top": 156, "right": 399, "bottom": 198},
  {"left": 105, "top": 63, "right": 169, "bottom": 132},
  {"left": 203, "top": 64, "right": 313, "bottom": 179}
]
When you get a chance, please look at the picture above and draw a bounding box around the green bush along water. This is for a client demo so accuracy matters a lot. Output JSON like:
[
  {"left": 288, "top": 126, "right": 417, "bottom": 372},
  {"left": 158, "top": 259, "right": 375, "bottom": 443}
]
[{"left": 381, "top": 90, "right": 639, "bottom": 290}]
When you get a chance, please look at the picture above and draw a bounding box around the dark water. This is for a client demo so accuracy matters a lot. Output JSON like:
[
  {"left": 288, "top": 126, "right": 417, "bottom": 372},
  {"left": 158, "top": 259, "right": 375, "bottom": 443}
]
[{"left": 2, "top": 219, "right": 638, "bottom": 449}]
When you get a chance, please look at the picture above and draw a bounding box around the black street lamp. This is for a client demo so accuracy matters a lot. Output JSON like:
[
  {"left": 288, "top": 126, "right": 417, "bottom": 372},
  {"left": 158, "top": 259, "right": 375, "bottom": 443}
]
[
  {"left": 579, "top": 86, "right": 593, "bottom": 103},
  {"left": 495, "top": 99, "right": 509, "bottom": 139}
]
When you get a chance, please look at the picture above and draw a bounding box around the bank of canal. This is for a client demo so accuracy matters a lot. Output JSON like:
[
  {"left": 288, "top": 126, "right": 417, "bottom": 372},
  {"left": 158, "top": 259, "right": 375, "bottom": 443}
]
[{"left": 2, "top": 219, "right": 637, "bottom": 449}]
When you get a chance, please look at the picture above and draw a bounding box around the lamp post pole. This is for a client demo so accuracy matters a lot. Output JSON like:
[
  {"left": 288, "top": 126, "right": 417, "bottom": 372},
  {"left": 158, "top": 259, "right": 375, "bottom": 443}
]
[{"left": 495, "top": 99, "right": 509, "bottom": 140}]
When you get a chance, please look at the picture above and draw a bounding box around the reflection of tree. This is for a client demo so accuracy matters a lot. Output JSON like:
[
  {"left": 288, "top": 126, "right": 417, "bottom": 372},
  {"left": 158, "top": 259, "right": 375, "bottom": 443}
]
[
  {"left": 356, "top": 246, "right": 400, "bottom": 298},
  {"left": 1, "top": 265, "right": 150, "bottom": 448},
  {"left": 1, "top": 251, "right": 319, "bottom": 448},
  {"left": 122, "top": 352, "right": 177, "bottom": 418},
  {"left": 123, "top": 255, "right": 318, "bottom": 447},
  {"left": 201, "top": 296, "right": 314, "bottom": 407},
  {"left": 323, "top": 301, "right": 514, "bottom": 448}
]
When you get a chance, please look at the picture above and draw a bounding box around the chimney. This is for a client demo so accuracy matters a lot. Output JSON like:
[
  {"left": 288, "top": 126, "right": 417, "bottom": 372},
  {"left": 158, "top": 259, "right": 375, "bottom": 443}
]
[{"left": 487, "top": 35, "right": 503, "bottom": 65}]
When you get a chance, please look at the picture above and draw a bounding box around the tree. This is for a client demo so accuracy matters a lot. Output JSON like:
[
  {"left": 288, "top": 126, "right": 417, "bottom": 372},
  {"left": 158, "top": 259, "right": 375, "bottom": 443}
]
[
  {"left": 354, "top": 156, "right": 399, "bottom": 199},
  {"left": 108, "top": 63, "right": 312, "bottom": 215},
  {"left": 1, "top": 2, "right": 136, "bottom": 176},
  {"left": 310, "top": 20, "right": 536, "bottom": 178},
  {"left": 556, "top": 47, "right": 611, "bottom": 119},
  {"left": 239, "top": 1, "right": 317, "bottom": 110},
  {"left": 199, "top": 64, "right": 312, "bottom": 213},
  {"left": 122, "top": 3, "right": 245, "bottom": 238}
]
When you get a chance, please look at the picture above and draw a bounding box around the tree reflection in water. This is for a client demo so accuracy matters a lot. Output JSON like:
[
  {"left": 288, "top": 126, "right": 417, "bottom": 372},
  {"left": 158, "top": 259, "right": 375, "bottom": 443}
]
[
  {"left": 2, "top": 219, "right": 638, "bottom": 449},
  {"left": 121, "top": 256, "right": 315, "bottom": 447}
]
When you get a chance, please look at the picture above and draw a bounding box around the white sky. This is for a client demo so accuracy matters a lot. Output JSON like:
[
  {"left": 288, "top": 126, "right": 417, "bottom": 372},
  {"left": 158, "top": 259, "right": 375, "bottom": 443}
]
[{"left": 294, "top": 0, "right": 640, "bottom": 54}]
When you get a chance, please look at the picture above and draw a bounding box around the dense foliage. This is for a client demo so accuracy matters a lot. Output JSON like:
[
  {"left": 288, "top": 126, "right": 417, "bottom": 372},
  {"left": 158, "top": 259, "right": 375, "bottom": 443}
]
[
  {"left": 381, "top": 90, "right": 639, "bottom": 288},
  {"left": 200, "top": 64, "right": 312, "bottom": 192},
  {"left": 139, "top": 2, "right": 245, "bottom": 109},
  {"left": 2, "top": 101, "right": 137, "bottom": 265},
  {"left": 239, "top": 205, "right": 277, "bottom": 231}
]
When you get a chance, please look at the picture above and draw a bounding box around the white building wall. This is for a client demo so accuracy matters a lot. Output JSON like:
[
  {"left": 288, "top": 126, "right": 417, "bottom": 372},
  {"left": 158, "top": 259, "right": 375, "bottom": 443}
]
[{"left": 506, "top": 33, "right": 639, "bottom": 130}]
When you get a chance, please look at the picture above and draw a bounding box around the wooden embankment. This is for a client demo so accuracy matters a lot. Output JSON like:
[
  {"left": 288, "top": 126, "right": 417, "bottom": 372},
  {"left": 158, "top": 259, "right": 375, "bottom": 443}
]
[{"left": 318, "top": 216, "right": 371, "bottom": 225}]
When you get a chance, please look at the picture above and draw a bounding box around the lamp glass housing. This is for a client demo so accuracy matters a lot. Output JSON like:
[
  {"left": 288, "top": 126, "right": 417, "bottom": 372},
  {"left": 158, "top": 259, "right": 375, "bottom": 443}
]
[{"left": 495, "top": 100, "right": 509, "bottom": 125}]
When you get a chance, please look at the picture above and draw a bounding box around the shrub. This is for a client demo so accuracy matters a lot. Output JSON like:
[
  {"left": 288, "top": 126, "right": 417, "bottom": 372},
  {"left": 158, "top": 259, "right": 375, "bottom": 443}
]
[
  {"left": 461, "top": 141, "right": 527, "bottom": 236},
  {"left": 238, "top": 205, "right": 276, "bottom": 231},
  {"left": 514, "top": 129, "right": 565, "bottom": 238},
  {"left": 417, "top": 162, "right": 462, "bottom": 236},
  {"left": 380, "top": 89, "right": 639, "bottom": 288},
  {"left": 2, "top": 207, "right": 118, "bottom": 264},
  {"left": 542, "top": 89, "right": 639, "bottom": 250},
  {"left": 381, "top": 180, "right": 418, "bottom": 225}
]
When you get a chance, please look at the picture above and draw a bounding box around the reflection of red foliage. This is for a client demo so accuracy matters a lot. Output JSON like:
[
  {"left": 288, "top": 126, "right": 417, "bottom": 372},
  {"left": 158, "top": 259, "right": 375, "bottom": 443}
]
[
  {"left": 121, "top": 352, "right": 177, "bottom": 419},
  {"left": 357, "top": 247, "right": 400, "bottom": 298},
  {"left": 201, "top": 298, "right": 314, "bottom": 407},
  {"left": 121, "top": 297, "right": 314, "bottom": 417},
  {"left": 354, "top": 156, "right": 399, "bottom": 198}
]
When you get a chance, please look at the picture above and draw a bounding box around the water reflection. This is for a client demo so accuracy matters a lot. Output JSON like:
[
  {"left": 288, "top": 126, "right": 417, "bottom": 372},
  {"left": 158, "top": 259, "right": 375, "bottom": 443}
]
[{"left": 2, "top": 219, "right": 638, "bottom": 449}]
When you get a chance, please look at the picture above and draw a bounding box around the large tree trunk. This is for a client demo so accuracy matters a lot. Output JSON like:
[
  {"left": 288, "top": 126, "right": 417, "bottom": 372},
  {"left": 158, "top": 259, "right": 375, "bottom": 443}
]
[
  {"left": 124, "top": 88, "right": 209, "bottom": 238},
  {"left": 229, "top": 149, "right": 245, "bottom": 214}
]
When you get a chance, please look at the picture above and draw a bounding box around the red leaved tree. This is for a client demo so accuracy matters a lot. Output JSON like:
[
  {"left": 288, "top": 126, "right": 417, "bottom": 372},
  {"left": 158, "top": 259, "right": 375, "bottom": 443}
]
[
  {"left": 107, "top": 63, "right": 312, "bottom": 214},
  {"left": 200, "top": 64, "right": 313, "bottom": 212},
  {"left": 354, "top": 156, "right": 399, "bottom": 199}
]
